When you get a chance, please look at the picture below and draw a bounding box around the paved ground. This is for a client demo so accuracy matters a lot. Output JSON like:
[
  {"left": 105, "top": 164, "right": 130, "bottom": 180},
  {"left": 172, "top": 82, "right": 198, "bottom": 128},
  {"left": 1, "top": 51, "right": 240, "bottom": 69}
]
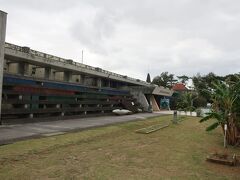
[{"left": 0, "top": 113, "right": 165, "bottom": 145}]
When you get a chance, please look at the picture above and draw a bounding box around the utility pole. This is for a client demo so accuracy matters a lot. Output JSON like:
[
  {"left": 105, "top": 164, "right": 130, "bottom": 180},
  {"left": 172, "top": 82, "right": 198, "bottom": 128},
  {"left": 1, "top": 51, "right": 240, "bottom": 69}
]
[{"left": 0, "top": 10, "right": 7, "bottom": 125}]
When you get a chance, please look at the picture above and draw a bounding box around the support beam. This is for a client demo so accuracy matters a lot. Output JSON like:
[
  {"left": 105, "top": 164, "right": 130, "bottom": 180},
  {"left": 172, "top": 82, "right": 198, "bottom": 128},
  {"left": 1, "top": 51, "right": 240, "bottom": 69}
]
[{"left": 0, "top": 11, "right": 7, "bottom": 124}]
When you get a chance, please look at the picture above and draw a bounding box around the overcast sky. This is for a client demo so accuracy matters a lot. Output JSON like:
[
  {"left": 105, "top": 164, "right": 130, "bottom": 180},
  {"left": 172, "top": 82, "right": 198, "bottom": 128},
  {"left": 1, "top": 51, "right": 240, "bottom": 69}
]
[{"left": 1, "top": 0, "right": 240, "bottom": 81}]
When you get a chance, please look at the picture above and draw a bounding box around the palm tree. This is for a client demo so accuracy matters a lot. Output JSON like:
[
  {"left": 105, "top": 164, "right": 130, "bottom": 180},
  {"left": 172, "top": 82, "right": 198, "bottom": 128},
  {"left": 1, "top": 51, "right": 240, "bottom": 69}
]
[{"left": 199, "top": 77, "right": 240, "bottom": 146}]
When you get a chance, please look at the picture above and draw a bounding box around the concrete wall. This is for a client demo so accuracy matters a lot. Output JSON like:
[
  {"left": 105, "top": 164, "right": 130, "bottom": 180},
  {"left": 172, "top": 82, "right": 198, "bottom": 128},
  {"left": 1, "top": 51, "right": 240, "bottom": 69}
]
[
  {"left": 8, "top": 62, "right": 30, "bottom": 76},
  {"left": 30, "top": 65, "right": 44, "bottom": 78},
  {"left": 53, "top": 71, "right": 64, "bottom": 81},
  {"left": 133, "top": 91, "right": 149, "bottom": 111},
  {"left": 123, "top": 87, "right": 149, "bottom": 111},
  {"left": 0, "top": 11, "right": 7, "bottom": 121},
  {"left": 72, "top": 74, "right": 81, "bottom": 83},
  {"left": 84, "top": 76, "right": 96, "bottom": 86}
]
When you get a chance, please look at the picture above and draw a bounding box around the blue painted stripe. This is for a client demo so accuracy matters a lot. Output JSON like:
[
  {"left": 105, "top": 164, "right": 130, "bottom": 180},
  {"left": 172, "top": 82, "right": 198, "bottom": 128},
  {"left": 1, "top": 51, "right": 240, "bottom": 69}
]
[{"left": 3, "top": 74, "right": 129, "bottom": 95}]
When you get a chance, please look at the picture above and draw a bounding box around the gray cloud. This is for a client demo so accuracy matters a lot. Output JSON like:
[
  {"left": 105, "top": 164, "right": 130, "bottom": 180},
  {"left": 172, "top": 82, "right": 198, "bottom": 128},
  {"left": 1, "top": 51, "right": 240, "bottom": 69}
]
[
  {"left": 71, "top": 8, "right": 117, "bottom": 54},
  {"left": 1, "top": 0, "right": 240, "bottom": 80}
]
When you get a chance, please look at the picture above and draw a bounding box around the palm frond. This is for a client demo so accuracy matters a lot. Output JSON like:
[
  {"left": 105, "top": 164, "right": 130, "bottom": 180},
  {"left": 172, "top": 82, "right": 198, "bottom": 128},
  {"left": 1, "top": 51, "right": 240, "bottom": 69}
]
[
  {"left": 206, "top": 122, "right": 219, "bottom": 131},
  {"left": 199, "top": 112, "right": 223, "bottom": 123},
  {"left": 199, "top": 114, "right": 212, "bottom": 123}
]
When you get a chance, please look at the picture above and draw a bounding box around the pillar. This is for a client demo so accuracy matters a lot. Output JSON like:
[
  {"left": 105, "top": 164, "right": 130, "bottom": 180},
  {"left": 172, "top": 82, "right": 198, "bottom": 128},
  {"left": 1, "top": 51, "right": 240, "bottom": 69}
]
[
  {"left": 0, "top": 11, "right": 7, "bottom": 124},
  {"left": 97, "top": 78, "right": 102, "bottom": 88},
  {"left": 44, "top": 67, "right": 51, "bottom": 79},
  {"left": 80, "top": 74, "right": 85, "bottom": 85},
  {"left": 18, "top": 62, "right": 29, "bottom": 76},
  {"left": 150, "top": 95, "right": 160, "bottom": 111},
  {"left": 64, "top": 71, "right": 72, "bottom": 82}
]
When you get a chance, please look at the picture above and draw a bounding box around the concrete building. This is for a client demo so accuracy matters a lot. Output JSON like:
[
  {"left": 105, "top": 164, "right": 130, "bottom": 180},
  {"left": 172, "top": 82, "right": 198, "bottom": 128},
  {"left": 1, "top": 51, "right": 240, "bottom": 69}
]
[{"left": 0, "top": 11, "right": 173, "bottom": 124}]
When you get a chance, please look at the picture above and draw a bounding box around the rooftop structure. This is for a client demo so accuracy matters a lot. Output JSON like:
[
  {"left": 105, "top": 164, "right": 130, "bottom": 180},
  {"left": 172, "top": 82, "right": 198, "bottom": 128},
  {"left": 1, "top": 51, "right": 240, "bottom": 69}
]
[{"left": 172, "top": 83, "right": 188, "bottom": 92}]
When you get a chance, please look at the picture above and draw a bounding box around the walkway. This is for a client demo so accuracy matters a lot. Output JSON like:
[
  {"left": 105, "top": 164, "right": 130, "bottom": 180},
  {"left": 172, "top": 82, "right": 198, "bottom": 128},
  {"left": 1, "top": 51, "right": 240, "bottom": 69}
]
[{"left": 0, "top": 113, "right": 163, "bottom": 145}]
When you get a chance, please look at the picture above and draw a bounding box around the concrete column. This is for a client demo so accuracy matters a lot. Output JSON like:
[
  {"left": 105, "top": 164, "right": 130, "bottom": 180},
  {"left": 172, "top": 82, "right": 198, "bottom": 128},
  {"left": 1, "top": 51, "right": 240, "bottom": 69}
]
[
  {"left": 150, "top": 95, "right": 160, "bottom": 111},
  {"left": 0, "top": 11, "right": 7, "bottom": 123},
  {"left": 80, "top": 74, "right": 85, "bottom": 85},
  {"left": 18, "top": 63, "right": 24, "bottom": 75},
  {"left": 90, "top": 77, "right": 96, "bottom": 87},
  {"left": 44, "top": 67, "right": 51, "bottom": 79},
  {"left": 18, "top": 62, "right": 29, "bottom": 76},
  {"left": 97, "top": 78, "right": 102, "bottom": 88},
  {"left": 64, "top": 71, "right": 72, "bottom": 82},
  {"left": 24, "top": 63, "right": 30, "bottom": 75}
]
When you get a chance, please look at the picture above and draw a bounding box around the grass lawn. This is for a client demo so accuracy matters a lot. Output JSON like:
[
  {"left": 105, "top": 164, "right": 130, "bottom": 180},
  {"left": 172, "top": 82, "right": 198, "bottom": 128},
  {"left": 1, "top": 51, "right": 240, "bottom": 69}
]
[{"left": 0, "top": 115, "right": 239, "bottom": 179}]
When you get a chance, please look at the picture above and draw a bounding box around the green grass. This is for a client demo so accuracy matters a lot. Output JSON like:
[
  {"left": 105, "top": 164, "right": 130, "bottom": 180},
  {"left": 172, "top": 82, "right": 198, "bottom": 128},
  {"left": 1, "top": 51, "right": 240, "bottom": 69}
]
[{"left": 0, "top": 115, "right": 239, "bottom": 179}]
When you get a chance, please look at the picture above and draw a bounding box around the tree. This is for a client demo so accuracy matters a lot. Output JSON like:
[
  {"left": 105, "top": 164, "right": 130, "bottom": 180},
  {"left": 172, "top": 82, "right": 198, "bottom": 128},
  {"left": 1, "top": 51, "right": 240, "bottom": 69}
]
[
  {"left": 177, "top": 75, "right": 189, "bottom": 84},
  {"left": 169, "top": 74, "right": 177, "bottom": 87},
  {"left": 199, "top": 76, "right": 240, "bottom": 146},
  {"left": 176, "top": 92, "right": 197, "bottom": 113},
  {"left": 224, "top": 73, "right": 240, "bottom": 84},
  {"left": 152, "top": 72, "right": 177, "bottom": 88},
  {"left": 146, "top": 73, "right": 151, "bottom": 83},
  {"left": 193, "top": 96, "right": 207, "bottom": 108},
  {"left": 192, "top": 72, "right": 223, "bottom": 103}
]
